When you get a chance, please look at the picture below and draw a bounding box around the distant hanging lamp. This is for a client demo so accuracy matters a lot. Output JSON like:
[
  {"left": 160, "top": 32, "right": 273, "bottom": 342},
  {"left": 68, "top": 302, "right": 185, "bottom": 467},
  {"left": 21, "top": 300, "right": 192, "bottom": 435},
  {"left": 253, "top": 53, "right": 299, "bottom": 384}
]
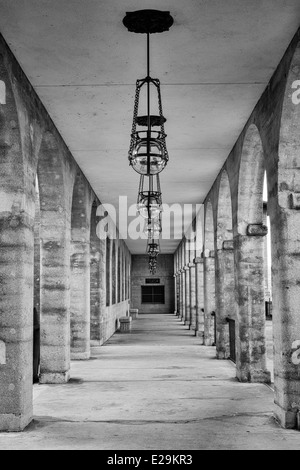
[
  {"left": 137, "top": 174, "right": 162, "bottom": 220},
  {"left": 123, "top": 10, "right": 173, "bottom": 176},
  {"left": 147, "top": 239, "right": 160, "bottom": 257},
  {"left": 145, "top": 214, "right": 162, "bottom": 240}
]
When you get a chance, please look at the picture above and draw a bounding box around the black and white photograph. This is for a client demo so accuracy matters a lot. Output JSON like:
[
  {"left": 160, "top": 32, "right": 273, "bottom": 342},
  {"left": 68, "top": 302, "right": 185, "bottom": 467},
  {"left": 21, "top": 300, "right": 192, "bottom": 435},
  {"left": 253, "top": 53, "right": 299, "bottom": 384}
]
[{"left": 0, "top": 0, "right": 300, "bottom": 453}]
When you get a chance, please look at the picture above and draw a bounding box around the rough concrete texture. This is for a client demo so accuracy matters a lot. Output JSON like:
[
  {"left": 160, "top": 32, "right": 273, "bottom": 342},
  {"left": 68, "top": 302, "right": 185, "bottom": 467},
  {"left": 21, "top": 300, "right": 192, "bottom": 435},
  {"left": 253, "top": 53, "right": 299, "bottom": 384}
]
[
  {"left": 194, "top": 258, "right": 204, "bottom": 342},
  {"left": 234, "top": 234, "right": 270, "bottom": 384},
  {"left": 70, "top": 173, "right": 94, "bottom": 361},
  {"left": 189, "top": 264, "right": 197, "bottom": 331},
  {"left": 215, "top": 248, "right": 235, "bottom": 360},
  {"left": 184, "top": 267, "right": 191, "bottom": 325},
  {"left": 203, "top": 256, "right": 216, "bottom": 346},
  {"left": 0, "top": 314, "right": 299, "bottom": 449},
  {"left": 180, "top": 271, "right": 186, "bottom": 322},
  {"left": 0, "top": 56, "right": 34, "bottom": 431}
]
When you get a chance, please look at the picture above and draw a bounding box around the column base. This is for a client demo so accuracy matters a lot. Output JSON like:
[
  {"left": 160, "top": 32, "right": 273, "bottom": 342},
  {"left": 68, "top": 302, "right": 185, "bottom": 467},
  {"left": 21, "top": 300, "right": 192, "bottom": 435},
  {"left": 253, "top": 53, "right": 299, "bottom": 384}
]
[
  {"left": 0, "top": 411, "right": 32, "bottom": 432},
  {"left": 236, "top": 368, "right": 271, "bottom": 384},
  {"left": 195, "top": 330, "right": 204, "bottom": 344},
  {"left": 71, "top": 351, "right": 91, "bottom": 361},
  {"left": 90, "top": 340, "right": 101, "bottom": 347},
  {"left": 217, "top": 351, "right": 230, "bottom": 360},
  {"left": 204, "top": 338, "right": 214, "bottom": 346},
  {"left": 274, "top": 403, "right": 299, "bottom": 430},
  {"left": 39, "top": 371, "right": 70, "bottom": 384}
]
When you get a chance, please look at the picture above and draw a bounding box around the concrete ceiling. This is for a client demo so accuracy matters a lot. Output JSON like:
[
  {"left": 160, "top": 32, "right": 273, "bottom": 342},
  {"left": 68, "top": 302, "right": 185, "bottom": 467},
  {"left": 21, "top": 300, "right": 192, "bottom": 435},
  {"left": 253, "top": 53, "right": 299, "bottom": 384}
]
[{"left": 0, "top": 0, "right": 300, "bottom": 254}]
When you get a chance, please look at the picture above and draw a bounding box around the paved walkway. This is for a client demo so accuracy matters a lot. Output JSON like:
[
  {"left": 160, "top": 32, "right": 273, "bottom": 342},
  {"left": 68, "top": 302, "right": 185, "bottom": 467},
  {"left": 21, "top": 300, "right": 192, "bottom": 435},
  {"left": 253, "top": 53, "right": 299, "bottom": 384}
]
[{"left": 0, "top": 314, "right": 300, "bottom": 450}]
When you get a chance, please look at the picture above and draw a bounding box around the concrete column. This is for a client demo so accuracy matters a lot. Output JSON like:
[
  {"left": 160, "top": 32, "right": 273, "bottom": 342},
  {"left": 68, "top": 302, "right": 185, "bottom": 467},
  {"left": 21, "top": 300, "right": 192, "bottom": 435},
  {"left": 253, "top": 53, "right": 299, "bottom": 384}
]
[
  {"left": 99, "top": 239, "right": 106, "bottom": 345},
  {"left": 39, "top": 211, "right": 72, "bottom": 384},
  {"left": 204, "top": 252, "right": 216, "bottom": 346},
  {"left": 0, "top": 206, "right": 34, "bottom": 431},
  {"left": 173, "top": 275, "right": 177, "bottom": 315},
  {"left": 70, "top": 175, "right": 93, "bottom": 361},
  {"left": 184, "top": 267, "right": 190, "bottom": 325},
  {"left": 70, "top": 239, "right": 91, "bottom": 360},
  {"left": 234, "top": 231, "right": 271, "bottom": 384},
  {"left": 176, "top": 274, "right": 181, "bottom": 317},
  {"left": 180, "top": 270, "right": 186, "bottom": 322},
  {"left": 194, "top": 257, "right": 204, "bottom": 343},
  {"left": 0, "top": 61, "right": 35, "bottom": 430},
  {"left": 271, "top": 201, "right": 300, "bottom": 428},
  {"left": 90, "top": 205, "right": 101, "bottom": 346},
  {"left": 215, "top": 241, "right": 236, "bottom": 360},
  {"left": 189, "top": 263, "right": 197, "bottom": 331},
  {"left": 38, "top": 135, "right": 75, "bottom": 385}
]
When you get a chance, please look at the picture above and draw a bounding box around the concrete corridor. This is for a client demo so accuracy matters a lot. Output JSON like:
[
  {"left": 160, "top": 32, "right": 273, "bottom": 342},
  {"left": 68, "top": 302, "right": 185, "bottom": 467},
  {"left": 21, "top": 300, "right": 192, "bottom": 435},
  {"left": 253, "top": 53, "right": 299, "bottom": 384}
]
[{"left": 1, "top": 314, "right": 300, "bottom": 450}]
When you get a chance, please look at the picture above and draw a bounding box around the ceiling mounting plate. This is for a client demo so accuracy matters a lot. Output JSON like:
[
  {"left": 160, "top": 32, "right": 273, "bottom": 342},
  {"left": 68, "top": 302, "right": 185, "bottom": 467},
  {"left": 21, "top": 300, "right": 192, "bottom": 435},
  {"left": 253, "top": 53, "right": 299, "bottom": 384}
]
[{"left": 123, "top": 10, "right": 174, "bottom": 34}]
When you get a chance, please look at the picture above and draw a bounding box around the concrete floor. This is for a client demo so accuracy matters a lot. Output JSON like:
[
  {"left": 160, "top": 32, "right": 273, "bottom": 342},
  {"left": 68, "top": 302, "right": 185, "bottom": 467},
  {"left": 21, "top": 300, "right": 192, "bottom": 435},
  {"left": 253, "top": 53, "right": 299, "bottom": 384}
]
[{"left": 0, "top": 313, "right": 300, "bottom": 450}]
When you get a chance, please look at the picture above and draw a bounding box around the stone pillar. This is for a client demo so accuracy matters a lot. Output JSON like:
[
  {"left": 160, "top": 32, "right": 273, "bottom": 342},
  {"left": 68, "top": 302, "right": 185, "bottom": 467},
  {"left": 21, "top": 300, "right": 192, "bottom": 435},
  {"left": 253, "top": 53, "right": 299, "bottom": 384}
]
[
  {"left": 38, "top": 136, "right": 74, "bottom": 385},
  {"left": 184, "top": 266, "right": 190, "bottom": 325},
  {"left": 99, "top": 238, "right": 106, "bottom": 346},
  {"left": 194, "top": 257, "right": 204, "bottom": 343},
  {"left": 189, "top": 263, "right": 197, "bottom": 331},
  {"left": 0, "top": 202, "right": 34, "bottom": 431},
  {"left": 90, "top": 206, "right": 101, "bottom": 346},
  {"left": 271, "top": 198, "right": 300, "bottom": 428},
  {"left": 39, "top": 211, "right": 72, "bottom": 384},
  {"left": 215, "top": 240, "right": 235, "bottom": 360},
  {"left": 0, "top": 61, "right": 35, "bottom": 430},
  {"left": 234, "top": 225, "right": 271, "bottom": 384},
  {"left": 70, "top": 239, "right": 91, "bottom": 360},
  {"left": 204, "top": 251, "right": 216, "bottom": 346},
  {"left": 176, "top": 273, "right": 181, "bottom": 317},
  {"left": 70, "top": 176, "right": 93, "bottom": 361},
  {"left": 180, "top": 269, "right": 186, "bottom": 322},
  {"left": 173, "top": 274, "right": 177, "bottom": 315}
]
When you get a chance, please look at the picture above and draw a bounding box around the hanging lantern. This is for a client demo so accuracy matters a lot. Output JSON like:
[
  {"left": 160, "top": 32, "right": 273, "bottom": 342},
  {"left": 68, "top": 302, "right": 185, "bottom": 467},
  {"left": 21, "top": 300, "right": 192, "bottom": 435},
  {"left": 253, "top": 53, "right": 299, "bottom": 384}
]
[
  {"left": 145, "top": 215, "right": 162, "bottom": 239},
  {"left": 123, "top": 10, "right": 173, "bottom": 176},
  {"left": 147, "top": 239, "right": 160, "bottom": 258},
  {"left": 137, "top": 175, "right": 162, "bottom": 220},
  {"left": 129, "top": 83, "right": 169, "bottom": 176}
]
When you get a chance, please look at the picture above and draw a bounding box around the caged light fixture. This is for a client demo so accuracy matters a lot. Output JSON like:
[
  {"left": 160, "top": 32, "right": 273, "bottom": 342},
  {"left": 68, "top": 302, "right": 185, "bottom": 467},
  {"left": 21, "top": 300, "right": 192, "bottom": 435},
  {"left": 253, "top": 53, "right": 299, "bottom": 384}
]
[
  {"left": 137, "top": 174, "right": 162, "bottom": 220},
  {"left": 123, "top": 9, "right": 173, "bottom": 176},
  {"left": 123, "top": 9, "right": 173, "bottom": 273}
]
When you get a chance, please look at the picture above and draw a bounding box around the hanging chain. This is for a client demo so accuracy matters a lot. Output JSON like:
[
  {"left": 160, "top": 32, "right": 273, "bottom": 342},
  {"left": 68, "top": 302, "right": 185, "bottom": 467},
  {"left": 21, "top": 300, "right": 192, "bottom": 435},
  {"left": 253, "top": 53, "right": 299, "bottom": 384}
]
[
  {"left": 157, "top": 80, "right": 169, "bottom": 162},
  {"left": 128, "top": 80, "right": 142, "bottom": 160}
]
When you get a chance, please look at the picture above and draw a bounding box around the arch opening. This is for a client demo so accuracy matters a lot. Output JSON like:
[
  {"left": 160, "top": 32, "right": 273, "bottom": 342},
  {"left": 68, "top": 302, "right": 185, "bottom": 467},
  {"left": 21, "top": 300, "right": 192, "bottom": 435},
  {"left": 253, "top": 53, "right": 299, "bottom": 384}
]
[{"left": 235, "top": 124, "right": 271, "bottom": 384}]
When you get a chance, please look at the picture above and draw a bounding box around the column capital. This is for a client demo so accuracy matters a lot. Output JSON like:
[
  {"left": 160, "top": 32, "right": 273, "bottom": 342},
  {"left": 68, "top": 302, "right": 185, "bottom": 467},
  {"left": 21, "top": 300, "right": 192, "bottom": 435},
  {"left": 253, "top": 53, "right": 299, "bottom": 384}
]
[
  {"left": 184, "top": 266, "right": 190, "bottom": 271},
  {"left": 188, "top": 262, "right": 195, "bottom": 268},
  {"left": 247, "top": 224, "right": 268, "bottom": 237},
  {"left": 194, "top": 257, "right": 204, "bottom": 264}
]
